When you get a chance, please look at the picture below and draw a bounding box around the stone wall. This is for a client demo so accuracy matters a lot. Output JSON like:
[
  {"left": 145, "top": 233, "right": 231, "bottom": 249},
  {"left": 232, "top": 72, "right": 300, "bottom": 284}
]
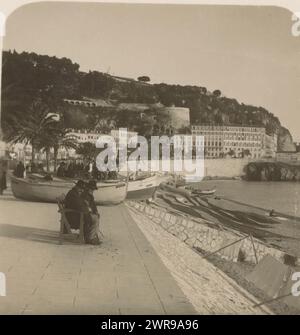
[
  {"left": 127, "top": 201, "right": 287, "bottom": 265},
  {"left": 123, "top": 158, "right": 250, "bottom": 180},
  {"left": 204, "top": 158, "right": 250, "bottom": 178}
]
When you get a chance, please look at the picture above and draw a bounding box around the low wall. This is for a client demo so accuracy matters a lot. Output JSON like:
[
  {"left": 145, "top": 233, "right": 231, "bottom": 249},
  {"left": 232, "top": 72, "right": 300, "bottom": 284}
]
[
  {"left": 121, "top": 158, "right": 250, "bottom": 179},
  {"left": 127, "top": 201, "right": 287, "bottom": 265},
  {"left": 204, "top": 158, "right": 249, "bottom": 178}
]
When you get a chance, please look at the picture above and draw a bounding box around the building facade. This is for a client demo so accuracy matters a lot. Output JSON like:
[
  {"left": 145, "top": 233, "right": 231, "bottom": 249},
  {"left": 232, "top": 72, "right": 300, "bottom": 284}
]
[
  {"left": 191, "top": 124, "right": 268, "bottom": 159},
  {"left": 66, "top": 129, "right": 101, "bottom": 144}
]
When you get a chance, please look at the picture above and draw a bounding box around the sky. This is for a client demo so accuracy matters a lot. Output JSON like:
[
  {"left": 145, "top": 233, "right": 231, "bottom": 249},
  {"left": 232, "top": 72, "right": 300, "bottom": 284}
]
[{"left": 3, "top": 2, "right": 300, "bottom": 141}]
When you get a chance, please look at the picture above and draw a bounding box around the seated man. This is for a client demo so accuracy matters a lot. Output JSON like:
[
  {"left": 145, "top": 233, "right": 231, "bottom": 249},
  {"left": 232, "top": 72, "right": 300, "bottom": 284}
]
[
  {"left": 82, "top": 180, "right": 101, "bottom": 245},
  {"left": 64, "top": 180, "right": 89, "bottom": 231}
]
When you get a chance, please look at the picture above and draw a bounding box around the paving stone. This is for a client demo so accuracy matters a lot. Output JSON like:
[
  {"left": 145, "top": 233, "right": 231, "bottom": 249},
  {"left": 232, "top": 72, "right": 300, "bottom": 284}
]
[{"left": 0, "top": 197, "right": 196, "bottom": 314}]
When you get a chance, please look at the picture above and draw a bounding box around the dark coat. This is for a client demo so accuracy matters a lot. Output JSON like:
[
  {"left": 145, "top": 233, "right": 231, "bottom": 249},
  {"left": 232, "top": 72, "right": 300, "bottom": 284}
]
[
  {"left": 0, "top": 171, "right": 7, "bottom": 191},
  {"left": 64, "top": 187, "right": 89, "bottom": 229},
  {"left": 82, "top": 191, "right": 99, "bottom": 215},
  {"left": 0, "top": 164, "right": 7, "bottom": 191},
  {"left": 56, "top": 165, "right": 66, "bottom": 178},
  {"left": 14, "top": 163, "right": 25, "bottom": 178}
]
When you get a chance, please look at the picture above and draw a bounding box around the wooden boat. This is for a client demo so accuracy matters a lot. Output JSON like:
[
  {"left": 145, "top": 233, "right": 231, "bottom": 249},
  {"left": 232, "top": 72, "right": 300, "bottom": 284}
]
[
  {"left": 191, "top": 188, "right": 216, "bottom": 196},
  {"left": 10, "top": 175, "right": 127, "bottom": 205},
  {"left": 95, "top": 180, "right": 127, "bottom": 205},
  {"left": 159, "top": 182, "right": 192, "bottom": 197},
  {"left": 127, "top": 175, "right": 164, "bottom": 200}
]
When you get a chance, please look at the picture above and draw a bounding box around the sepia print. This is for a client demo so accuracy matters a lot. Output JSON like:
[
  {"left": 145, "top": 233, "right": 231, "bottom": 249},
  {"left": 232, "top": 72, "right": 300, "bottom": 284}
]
[{"left": 0, "top": 1, "right": 300, "bottom": 316}]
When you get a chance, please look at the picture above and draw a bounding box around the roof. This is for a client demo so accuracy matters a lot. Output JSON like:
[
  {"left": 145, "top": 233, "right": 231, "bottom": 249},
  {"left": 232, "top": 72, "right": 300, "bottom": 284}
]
[
  {"left": 63, "top": 98, "right": 114, "bottom": 108},
  {"left": 191, "top": 124, "right": 265, "bottom": 129}
]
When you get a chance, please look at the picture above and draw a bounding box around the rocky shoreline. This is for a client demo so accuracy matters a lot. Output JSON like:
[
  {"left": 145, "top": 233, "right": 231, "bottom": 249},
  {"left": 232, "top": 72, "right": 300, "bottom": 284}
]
[{"left": 246, "top": 161, "right": 300, "bottom": 182}]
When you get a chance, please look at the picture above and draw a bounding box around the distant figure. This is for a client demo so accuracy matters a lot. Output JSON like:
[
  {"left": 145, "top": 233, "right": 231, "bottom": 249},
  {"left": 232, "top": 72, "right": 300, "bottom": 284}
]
[
  {"left": 66, "top": 162, "right": 75, "bottom": 178},
  {"left": 82, "top": 180, "right": 101, "bottom": 245},
  {"left": 37, "top": 163, "right": 45, "bottom": 173},
  {"left": 43, "top": 173, "right": 53, "bottom": 181},
  {"left": 13, "top": 161, "right": 25, "bottom": 178},
  {"left": 89, "top": 162, "right": 93, "bottom": 174},
  {"left": 56, "top": 162, "right": 66, "bottom": 178},
  {"left": 30, "top": 162, "right": 38, "bottom": 173},
  {"left": 269, "top": 209, "right": 276, "bottom": 217},
  {"left": 92, "top": 162, "right": 99, "bottom": 180},
  {"left": 0, "top": 160, "right": 7, "bottom": 195},
  {"left": 108, "top": 171, "right": 118, "bottom": 180}
]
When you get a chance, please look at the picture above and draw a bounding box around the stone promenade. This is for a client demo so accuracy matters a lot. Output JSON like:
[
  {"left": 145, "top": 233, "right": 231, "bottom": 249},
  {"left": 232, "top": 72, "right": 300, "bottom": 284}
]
[
  {"left": 0, "top": 194, "right": 195, "bottom": 314},
  {"left": 0, "top": 193, "right": 270, "bottom": 315}
]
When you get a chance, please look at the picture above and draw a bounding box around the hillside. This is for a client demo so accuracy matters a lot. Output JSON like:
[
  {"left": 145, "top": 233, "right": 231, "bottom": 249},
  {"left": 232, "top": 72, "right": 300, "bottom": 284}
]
[{"left": 1, "top": 50, "right": 295, "bottom": 151}]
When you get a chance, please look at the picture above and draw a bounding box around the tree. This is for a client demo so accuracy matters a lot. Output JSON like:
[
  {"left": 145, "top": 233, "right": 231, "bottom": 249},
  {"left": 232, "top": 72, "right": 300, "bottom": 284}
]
[
  {"left": 4, "top": 99, "right": 56, "bottom": 164},
  {"left": 45, "top": 122, "right": 79, "bottom": 172},
  {"left": 137, "top": 76, "right": 150, "bottom": 83},
  {"left": 213, "top": 89, "right": 221, "bottom": 98},
  {"left": 76, "top": 142, "right": 98, "bottom": 161}
]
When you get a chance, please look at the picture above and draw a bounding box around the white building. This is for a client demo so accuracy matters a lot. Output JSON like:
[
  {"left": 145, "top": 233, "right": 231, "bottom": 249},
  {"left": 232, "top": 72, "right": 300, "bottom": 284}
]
[
  {"left": 191, "top": 124, "right": 267, "bottom": 159},
  {"left": 66, "top": 129, "right": 101, "bottom": 144}
]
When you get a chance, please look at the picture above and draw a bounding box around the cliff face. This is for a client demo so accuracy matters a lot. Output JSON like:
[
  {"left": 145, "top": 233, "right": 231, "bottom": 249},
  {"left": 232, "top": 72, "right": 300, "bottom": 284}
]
[
  {"left": 277, "top": 127, "right": 296, "bottom": 152},
  {"left": 246, "top": 162, "right": 300, "bottom": 182}
]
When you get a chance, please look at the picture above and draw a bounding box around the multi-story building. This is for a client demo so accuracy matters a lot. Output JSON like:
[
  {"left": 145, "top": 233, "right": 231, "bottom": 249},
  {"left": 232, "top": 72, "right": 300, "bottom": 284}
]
[
  {"left": 66, "top": 128, "right": 138, "bottom": 146},
  {"left": 65, "top": 129, "right": 101, "bottom": 144},
  {"left": 63, "top": 98, "right": 113, "bottom": 108},
  {"left": 191, "top": 124, "right": 267, "bottom": 159}
]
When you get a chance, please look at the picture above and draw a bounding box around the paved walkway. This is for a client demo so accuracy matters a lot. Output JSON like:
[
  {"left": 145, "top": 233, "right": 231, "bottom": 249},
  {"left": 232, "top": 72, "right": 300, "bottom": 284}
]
[{"left": 0, "top": 194, "right": 196, "bottom": 315}]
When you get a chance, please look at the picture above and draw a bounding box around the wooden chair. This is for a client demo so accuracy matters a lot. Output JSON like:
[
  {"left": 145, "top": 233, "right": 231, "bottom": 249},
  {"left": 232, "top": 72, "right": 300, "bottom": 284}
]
[{"left": 57, "top": 194, "right": 85, "bottom": 245}]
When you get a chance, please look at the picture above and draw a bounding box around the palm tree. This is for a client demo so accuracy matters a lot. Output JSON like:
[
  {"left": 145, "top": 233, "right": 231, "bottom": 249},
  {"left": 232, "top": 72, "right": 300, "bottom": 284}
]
[
  {"left": 35, "top": 113, "right": 79, "bottom": 172},
  {"left": 75, "top": 142, "right": 98, "bottom": 162},
  {"left": 4, "top": 98, "right": 58, "bottom": 165},
  {"left": 52, "top": 130, "right": 78, "bottom": 172}
]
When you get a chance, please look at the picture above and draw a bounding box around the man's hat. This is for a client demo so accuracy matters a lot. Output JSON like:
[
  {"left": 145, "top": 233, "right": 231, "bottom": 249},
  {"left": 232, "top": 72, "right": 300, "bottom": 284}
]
[
  {"left": 75, "top": 180, "right": 86, "bottom": 189},
  {"left": 86, "top": 180, "right": 98, "bottom": 190}
]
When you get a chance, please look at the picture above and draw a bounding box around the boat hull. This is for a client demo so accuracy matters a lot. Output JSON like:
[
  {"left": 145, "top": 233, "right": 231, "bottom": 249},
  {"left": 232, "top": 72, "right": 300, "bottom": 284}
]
[
  {"left": 159, "top": 182, "right": 192, "bottom": 197},
  {"left": 127, "top": 185, "right": 157, "bottom": 200},
  {"left": 193, "top": 189, "right": 216, "bottom": 196},
  {"left": 10, "top": 176, "right": 127, "bottom": 205},
  {"left": 11, "top": 176, "right": 72, "bottom": 203},
  {"left": 95, "top": 182, "right": 127, "bottom": 205},
  {"left": 127, "top": 175, "right": 166, "bottom": 200}
]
